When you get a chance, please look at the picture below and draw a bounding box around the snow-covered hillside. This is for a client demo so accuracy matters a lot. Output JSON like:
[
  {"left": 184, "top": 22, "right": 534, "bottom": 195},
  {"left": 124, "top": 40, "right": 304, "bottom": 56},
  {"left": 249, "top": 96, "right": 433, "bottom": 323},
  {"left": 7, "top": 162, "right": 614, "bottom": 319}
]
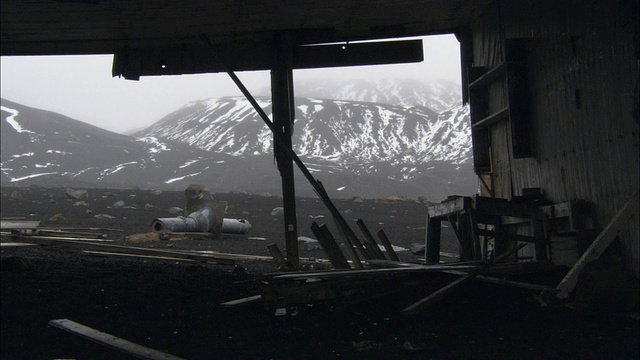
[{"left": 2, "top": 79, "right": 477, "bottom": 199}]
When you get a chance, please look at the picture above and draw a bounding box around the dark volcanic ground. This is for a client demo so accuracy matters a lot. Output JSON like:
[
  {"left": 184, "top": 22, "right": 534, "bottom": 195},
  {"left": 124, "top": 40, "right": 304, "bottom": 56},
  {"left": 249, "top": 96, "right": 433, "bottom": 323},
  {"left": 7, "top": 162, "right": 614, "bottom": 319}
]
[{"left": 1, "top": 186, "right": 638, "bottom": 359}]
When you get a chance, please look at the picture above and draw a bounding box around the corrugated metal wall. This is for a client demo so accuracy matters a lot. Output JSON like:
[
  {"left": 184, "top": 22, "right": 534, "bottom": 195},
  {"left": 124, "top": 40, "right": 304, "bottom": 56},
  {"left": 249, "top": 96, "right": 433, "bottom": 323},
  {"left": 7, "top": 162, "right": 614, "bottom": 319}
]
[{"left": 469, "top": 0, "right": 639, "bottom": 275}]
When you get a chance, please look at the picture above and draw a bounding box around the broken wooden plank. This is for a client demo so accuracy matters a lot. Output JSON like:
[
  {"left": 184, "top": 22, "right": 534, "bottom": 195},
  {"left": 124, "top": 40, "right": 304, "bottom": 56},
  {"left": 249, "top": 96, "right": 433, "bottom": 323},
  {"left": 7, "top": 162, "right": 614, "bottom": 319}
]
[
  {"left": 220, "top": 295, "right": 263, "bottom": 307},
  {"left": 196, "top": 250, "right": 332, "bottom": 267},
  {"left": 5, "top": 233, "right": 113, "bottom": 242},
  {"left": 40, "top": 226, "right": 125, "bottom": 232},
  {"left": 328, "top": 217, "right": 364, "bottom": 269},
  {"left": 310, "top": 222, "right": 351, "bottom": 269},
  {"left": 36, "top": 229, "right": 107, "bottom": 239},
  {"left": 428, "top": 196, "right": 472, "bottom": 218},
  {"left": 331, "top": 212, "right": 370, "bottom": 262},
  {"left": 272, "top": 263, "right": 480, "bottom": 280},
  {"left": 49, "top": 318, "right": 184, "bottom": 360},
  {"left": 83, "top": 251, "right": 224, "bottom": 265},
  {"left": 376, "top": 229, "right": 400, "bottom": 261},
  {"left": 444, "top": 270, "right": 557, "bottom": 292},
  {"left": 267, "top": 243, "right": 292, "bottom": 270},
  {"left": 0, "top": 242, "right": 37, "bottom": 247},
  {"left": 401, "top": 243, "right": 527, "bottom": 314},
  {"left": 10, "top": 236, "right": 235, "bottom": 265},
  {"left": 5, "top": 228, "right": 108, "bottom": 239},
  {"left": 555, "top": 194, "right": 639, "bottom": 299},
  {"left": 0, "top": 220, "right": 40, "bottom": 230},
  {"left": 365, "top": 259, "right": 422, "bottom": 268},
  {"left": 356, "top": 219, "right": 386, "bottom": 260}
]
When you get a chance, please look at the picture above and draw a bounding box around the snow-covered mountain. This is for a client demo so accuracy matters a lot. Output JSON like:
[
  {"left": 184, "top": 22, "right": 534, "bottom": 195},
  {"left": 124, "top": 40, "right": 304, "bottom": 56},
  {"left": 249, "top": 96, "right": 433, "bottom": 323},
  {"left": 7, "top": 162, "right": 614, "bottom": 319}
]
[
  {"left": 136, "top": 96, "right": 472, "bottom": 183},
  {"left": 1, "top": 79, "right": 477, "bottom": 199},
  {"left": 1, "top": 99, "right": 234, "bottom": 189},
  {"left": 293, "top": 78, "right": 462, "bottom": 112}
]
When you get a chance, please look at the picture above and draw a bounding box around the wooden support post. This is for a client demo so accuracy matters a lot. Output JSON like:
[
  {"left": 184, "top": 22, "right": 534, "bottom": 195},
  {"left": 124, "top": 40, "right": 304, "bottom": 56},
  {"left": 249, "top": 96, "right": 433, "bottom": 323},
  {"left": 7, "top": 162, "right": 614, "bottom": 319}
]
[
  {"left": 310, "top": 222, "right": 351, "bottom": 269},
  {"left": 492, "top": 215, "right": 505, "bottom": 260},
  {"left": 425, "top": 214, "right": 441, "bottom": 263},
  {"left": 555, "top": 194, "right": 639, "bottom": 299},
  {"left": 446, "top": 215, "right": 462, "bottom": 244},
  {"left": 376, "top": 229, "right": 400, "bottom": 261},
  {"left": 458, "top": 213, "right": 475, "bottom": 261},
  {"left": 532, "top": 211, "right": 548, "bottom": 261},
  {"left": 356, "top": 219, "right": 386, "bottom": 260},
  {"left": 467, "top": 209, "right": 481, "bottom": 260},
  {"left": 205, "top": 37, "right": 366, "bottom": 271},
  {"left": 446, "top": 214, "right": 467, "bottom": 259},
  {"left": 271, "top": 34, "right": 299, "bottom": 269}
]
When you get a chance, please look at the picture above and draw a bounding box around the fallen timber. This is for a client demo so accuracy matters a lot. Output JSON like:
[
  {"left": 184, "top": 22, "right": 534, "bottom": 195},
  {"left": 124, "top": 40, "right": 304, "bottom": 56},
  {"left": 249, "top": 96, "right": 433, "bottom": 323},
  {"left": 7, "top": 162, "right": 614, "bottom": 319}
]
[
  {"left": 401, "top": 243, "right": 528, "bottom": 314},
  {"left": 250, "top": 202, "right": 559, "bottom": 312},
  {"left": 5, "top": 235, "right": 236, "bottom": 266},
  {"left": 4, "top": 231, "right": 331, "bottom": 267},
  {"left": 49, "top": 318, "right": 184, "bottom": 360},
  {"left": 1, "top": 220, "right": 112, "bottom": 239},
  {"left": 225, "top": 257, "right": 556, "bottom": 311}
]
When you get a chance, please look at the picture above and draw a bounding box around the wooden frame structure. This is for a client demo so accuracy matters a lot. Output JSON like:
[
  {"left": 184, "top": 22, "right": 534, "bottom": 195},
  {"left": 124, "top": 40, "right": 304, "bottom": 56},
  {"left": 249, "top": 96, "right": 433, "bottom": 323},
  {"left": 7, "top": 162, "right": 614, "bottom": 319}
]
[{"left": 1, "top": 0, "right": 638, "bottom": 287}]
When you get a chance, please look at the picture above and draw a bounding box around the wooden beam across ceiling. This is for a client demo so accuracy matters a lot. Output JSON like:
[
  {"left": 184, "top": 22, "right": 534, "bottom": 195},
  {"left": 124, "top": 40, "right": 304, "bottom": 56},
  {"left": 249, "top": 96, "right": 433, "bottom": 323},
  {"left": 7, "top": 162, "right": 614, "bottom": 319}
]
[
  {"left": 111, "top": 39, "right": 424, "bottom": 80},
  {"left": 1, "top": 0, "right": 490, "bottom": 57}
]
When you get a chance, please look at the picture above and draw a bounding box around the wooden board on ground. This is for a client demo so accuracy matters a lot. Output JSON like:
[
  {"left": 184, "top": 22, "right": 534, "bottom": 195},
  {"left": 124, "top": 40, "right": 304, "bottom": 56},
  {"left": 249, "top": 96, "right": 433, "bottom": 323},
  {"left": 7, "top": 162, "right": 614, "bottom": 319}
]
[
  {"left": 0, "top": 220, "right": 41, "bottom": 230},
  {"left": 555, "top": 194, "right": 639, "bottom": 299},
  {"left": 49, "top": 318, "right": 184, "bottom": 360},
  {"left": 10, "top": 236, "right": 236, "bottom": 265},
  {"left": 220, "top": 295, "right": 263, "bottom": 307}
]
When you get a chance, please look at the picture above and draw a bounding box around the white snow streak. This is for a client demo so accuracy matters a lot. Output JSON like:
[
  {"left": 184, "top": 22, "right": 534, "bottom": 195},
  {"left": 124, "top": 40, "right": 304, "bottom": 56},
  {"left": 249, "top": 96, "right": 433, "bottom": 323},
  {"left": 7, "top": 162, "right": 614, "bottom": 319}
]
[
  {"left": 179, "top": 159, "right": 199, "bottom": 169},
  {"left": 100, "top": 162, "right": 138, "bottom": 177},
  {"left": 165, "top": 172, "right": 201, "bottom": 184},
  {"left": 9, "top": 172, "right": 58, "bottom": 182},
  {"left": 12, "top": 152, "right": 34, "bottom": 158},
  {"left": 136, "top": 137, "right": 170, "bottom": 153},
  {"left": 46, "top": 150, "right": 72, "bottom": 155},
  {"left": 1, "top": 106, "right": 34, "bottom": 134}
]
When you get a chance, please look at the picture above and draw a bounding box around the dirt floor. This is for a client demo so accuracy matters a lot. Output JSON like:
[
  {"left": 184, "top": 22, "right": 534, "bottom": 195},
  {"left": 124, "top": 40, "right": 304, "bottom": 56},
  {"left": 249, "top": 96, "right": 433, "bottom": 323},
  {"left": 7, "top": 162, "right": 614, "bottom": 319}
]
[{"left": 1, "top": 185, "right": 638, "bottom": 359}]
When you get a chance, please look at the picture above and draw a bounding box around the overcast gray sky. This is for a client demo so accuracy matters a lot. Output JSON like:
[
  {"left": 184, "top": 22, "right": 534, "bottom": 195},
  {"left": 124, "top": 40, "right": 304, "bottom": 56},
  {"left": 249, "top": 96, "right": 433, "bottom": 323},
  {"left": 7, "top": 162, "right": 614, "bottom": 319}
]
[{"left": 1, "top": 34, "right": 460, "bottom": 134}]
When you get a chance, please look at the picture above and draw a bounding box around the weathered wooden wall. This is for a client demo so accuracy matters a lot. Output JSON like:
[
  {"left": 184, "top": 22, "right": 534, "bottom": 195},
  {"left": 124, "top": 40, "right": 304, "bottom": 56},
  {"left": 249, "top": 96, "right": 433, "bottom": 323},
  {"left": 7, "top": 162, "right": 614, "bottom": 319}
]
[{"left": 468, "top": 0, "right": 639, "bottom": 275}]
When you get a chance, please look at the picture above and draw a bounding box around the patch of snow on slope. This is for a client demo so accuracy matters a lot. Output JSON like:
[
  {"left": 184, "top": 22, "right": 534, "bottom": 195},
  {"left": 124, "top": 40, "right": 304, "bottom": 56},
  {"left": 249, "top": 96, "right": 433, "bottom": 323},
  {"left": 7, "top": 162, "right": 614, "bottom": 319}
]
[
  {"left": 12, "top": 152, "right": 35, "bottom": 158},
  {"left": 136, "top": 137, "right": 170, "bottom": 153},
  {"left": 46, "top": 150, "right": 72, "bottom": 155},
  {"left": 100, "top": 162, "right": 138, "bottom": 177},
  {"left": 1, "top": 106, "right": 34, "bottom": 134},
  {"left": 10, "top": 172, "right": 59, "bottom": 182},
  {"left": 165, "top": 172, "right": 201, "bottom": 184},
  {"left": 35, "top": 163, "right": 59, "bottom": 168},
  {"left": 179, "top": 159, "right": 200, "bottom": 169}
]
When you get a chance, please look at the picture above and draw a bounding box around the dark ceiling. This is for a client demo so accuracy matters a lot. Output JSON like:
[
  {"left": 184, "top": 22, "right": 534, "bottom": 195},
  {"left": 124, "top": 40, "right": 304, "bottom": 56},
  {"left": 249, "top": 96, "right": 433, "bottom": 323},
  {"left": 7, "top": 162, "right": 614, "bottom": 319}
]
[{"left": 1, "top": 0, "right": 490, "bottom": 56}]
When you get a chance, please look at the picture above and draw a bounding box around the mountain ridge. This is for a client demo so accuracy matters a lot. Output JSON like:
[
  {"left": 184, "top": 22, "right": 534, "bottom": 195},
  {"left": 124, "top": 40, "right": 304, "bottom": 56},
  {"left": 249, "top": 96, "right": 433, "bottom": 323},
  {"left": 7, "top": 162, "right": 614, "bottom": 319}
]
[{"left": 1, "top": 79, "right": 478, "bottom": 200}]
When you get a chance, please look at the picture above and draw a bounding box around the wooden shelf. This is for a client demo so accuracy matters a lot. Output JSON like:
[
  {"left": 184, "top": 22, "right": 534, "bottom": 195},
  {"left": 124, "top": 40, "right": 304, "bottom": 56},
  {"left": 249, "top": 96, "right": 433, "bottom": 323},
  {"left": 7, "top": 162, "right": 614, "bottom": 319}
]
[
  {"left": 472, "top": 106, "right": 510, "bottom": 128},
  {"left": 469, "top": 62, "right": 506, "bottom": 90}
]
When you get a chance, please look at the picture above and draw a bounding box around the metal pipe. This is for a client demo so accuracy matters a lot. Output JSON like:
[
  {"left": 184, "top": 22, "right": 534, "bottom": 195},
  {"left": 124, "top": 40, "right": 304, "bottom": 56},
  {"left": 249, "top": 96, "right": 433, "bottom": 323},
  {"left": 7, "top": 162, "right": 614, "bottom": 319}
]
[
  {"left": 221, "top": 218, "right": 252, "bottom": 235},
  {"left": 152, "top": 207, "right": 251, "bottom": 235}
]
